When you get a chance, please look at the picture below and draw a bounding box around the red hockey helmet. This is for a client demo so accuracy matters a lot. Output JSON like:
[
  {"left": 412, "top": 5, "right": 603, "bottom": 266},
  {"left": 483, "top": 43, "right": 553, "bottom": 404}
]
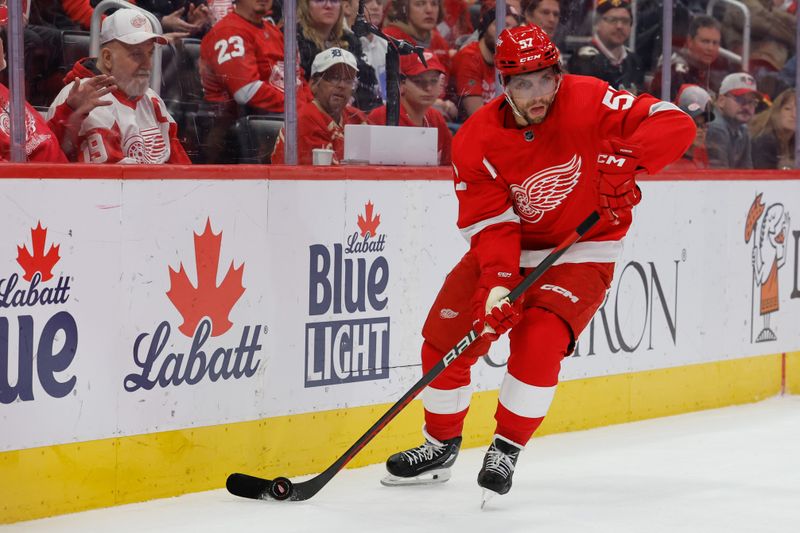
[{"left": 495, "top": 25, "right": 560, "bottom": 77}]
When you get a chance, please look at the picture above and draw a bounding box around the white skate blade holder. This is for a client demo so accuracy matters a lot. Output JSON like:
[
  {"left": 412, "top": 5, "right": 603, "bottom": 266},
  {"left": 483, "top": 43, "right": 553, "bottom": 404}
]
[{"left": 380, "top": 468, "right": 452, "bottom": 487}]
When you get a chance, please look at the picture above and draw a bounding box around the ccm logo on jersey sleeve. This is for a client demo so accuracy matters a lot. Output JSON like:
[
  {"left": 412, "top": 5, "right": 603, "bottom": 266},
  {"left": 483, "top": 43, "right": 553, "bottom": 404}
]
[{"left": 540, "top": 284, "right": 579, "bottom": 303}]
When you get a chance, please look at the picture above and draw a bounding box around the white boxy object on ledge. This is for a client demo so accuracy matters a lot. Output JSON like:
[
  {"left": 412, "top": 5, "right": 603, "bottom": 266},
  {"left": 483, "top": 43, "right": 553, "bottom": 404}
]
[{"left": 344, "top": 124, "right": 438, "bottom": 166}]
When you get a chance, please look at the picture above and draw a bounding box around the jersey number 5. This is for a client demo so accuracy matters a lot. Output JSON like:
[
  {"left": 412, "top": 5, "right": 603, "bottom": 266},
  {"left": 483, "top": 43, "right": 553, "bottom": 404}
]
[
  {"left": 215, "top": 36, "right": 245, "bottom": 64},
  {"left": 602, "top": 87, "right": 634, "bottom": 111}
]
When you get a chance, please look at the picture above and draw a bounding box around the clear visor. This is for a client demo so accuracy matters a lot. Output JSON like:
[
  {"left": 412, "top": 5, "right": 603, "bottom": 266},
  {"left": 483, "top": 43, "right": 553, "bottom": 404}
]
[{"left": 506, "top": 71, "right": 560, "bottom": 99}]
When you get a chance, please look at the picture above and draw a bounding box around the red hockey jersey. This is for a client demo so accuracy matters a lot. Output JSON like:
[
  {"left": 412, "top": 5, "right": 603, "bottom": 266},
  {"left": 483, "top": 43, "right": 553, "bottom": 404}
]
[
  {"left": 200, "top": 13, "right": 312, "bottom": 113},
  {"left": 0, "top": 84, "right": 68, "bottom": 162},
  {"left": 48, "top": 59, "right": 190, "bottom": 164},
  {"left": 453, "top": 74, "right": 695, "bottom": 278},
  {"left": 448, "top": 41, "right": 496, "bottom": 109},
  {"left": 382, "top": 24, "right": 452, "bottom": 74},
  {"left": 272, "top": 101, "right": 366, "bottom": 165}
]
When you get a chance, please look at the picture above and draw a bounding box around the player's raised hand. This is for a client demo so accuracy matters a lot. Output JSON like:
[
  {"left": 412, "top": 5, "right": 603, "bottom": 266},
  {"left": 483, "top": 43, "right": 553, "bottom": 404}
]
[{"left": 597, "top": 139, "right": 643, "bottom": 225}]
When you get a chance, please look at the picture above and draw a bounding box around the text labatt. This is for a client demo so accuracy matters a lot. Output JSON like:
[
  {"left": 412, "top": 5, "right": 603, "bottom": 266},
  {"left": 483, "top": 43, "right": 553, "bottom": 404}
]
[
  {"left": 124, "top": 319, "right": 263, "bottom": 391},
  {"left": 306, "top": 230, "right": 390, "bottom": 387},
  {"left": 1, "top": 274, "right": 76, "bottom": 404}
]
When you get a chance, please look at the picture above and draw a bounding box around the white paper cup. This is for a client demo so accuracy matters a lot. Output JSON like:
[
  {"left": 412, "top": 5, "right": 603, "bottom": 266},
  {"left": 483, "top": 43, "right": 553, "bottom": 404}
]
[{"left": 312, "top": 148, "right": 335, "bottom": 166}]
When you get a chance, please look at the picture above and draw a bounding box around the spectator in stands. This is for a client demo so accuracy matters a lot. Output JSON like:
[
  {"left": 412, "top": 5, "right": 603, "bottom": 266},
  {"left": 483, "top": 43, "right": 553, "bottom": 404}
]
[
  {"left": 297, "top": 0, "right": 382, "bottom": 111},
  {"left": 722, "top": 0, "right": 796, "bottom": 79},
  {"left": 521, "top": 0, "right": 560, "bottom": 38},
  {"left": 750, "top": 88, "right": 796, "bottom": 169},
  {"left": 383, "top": 0, "right": 452, "bottom": 73},
  {"left": 437, "top": 0, "right": 474, "bottom": 48},
  {"left": 706, "top": 72, "right": 761, "bottom": 169},
  {"left": 0, "top": 4, "right": 63, "bottom": 107},
  {"left": 1, "top": 9, "right": 119, "bottom": 161},
  {"left": 48, "top": 9, "right": 190, "bottom": 163},
  {"left": 670, "top": 84, "right": 714, "bottom": 170},
  {"left": 342, "top": 0, "right": 359, "bottom": 28},
  {"left": 567, "top": 0, "right": 643, "bottom": 94},
  {"left": 360, "top": 0, "right": 388, "bottom": 100},
  {"left": 0, "top": 31, "right": 59, "bottom": 161},
  {"left": 201, "top": 0, "right": 311, "bottom": 115},
  {"left": 448, "top": 6, "right": 520, "bottom": 120},
  {"left": 272, "top": 47, "right": 367, "bottom": 164},
  {"left": 134, "top": 1, "right": 215, "bottom": 37},
  {"left": 367, "top": 51, "right": 452, "bottom": 165},
  {"left": 649, "top": 15, "right": 730, "bottom": 101}
]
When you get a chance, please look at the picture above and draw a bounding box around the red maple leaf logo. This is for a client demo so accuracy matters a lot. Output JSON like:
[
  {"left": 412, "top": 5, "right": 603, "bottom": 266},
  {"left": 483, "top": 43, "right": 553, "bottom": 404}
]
[
  {"left": 357, "top": 201, "right": 381, "bottom": 237},
  {"left": 16, "top": 221, "right": 61, "bottom": 282},
  {"left": 167, "top": 219, "right": 245, "bottom": 337}
]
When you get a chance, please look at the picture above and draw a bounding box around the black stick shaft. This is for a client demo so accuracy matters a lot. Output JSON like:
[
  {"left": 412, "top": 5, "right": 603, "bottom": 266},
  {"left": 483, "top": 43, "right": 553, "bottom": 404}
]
[{"left": 303, "top": 211, "right": 600, "bottom": 497}]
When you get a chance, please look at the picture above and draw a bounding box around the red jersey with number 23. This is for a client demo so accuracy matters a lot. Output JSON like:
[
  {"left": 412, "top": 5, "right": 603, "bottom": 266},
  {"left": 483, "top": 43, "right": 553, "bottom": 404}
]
[
  {"left": 453, "top": 74, "right": 695, "bottom": 278},
  {"left": 201, "top": 13, "right": 311, "bottom": 113}
]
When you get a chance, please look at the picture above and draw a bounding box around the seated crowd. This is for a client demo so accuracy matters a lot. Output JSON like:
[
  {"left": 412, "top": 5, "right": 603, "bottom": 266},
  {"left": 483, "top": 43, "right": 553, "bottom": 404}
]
[{"left": 0, "top": 0, "right": 796, "bottom": 168}]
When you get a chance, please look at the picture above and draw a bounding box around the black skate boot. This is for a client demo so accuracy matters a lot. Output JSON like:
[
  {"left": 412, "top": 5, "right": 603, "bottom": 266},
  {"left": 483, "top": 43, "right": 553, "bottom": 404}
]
[
  {"left": 381, "top": 428, "right": 462, "bottom": 486},
  {"left": 477, "top": 435, "right": 523, "bottom": 506}
]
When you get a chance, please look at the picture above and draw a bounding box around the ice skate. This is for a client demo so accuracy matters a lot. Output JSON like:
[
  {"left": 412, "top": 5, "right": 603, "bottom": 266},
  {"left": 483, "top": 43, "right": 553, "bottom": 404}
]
[
  {"left": 381, "top": 428, "right": 462, "bottom": 487},
  {"left": 477, "top": 435, "right": 522, "bottom": 506}
]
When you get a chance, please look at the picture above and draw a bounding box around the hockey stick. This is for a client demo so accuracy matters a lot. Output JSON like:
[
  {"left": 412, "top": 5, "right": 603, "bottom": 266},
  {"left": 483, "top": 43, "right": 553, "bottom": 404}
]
[{"left": 226, "top": 210, "right": 601, "bottom": 502}]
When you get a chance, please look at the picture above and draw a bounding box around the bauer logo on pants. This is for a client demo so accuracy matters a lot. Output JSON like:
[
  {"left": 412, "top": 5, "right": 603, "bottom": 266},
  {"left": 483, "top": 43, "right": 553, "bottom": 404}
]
[{"left": 305, "top": 201, "right": 390, "bottom": 387}]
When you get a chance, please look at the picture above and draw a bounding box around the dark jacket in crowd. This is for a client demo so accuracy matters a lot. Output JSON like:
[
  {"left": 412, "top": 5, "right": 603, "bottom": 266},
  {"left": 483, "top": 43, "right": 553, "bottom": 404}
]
[
  {"left": 567, "top": 37, "right": 644, "bottom": 94},
  {"left": 706, "top": 113, "right": 753, "bottom": 169},
  {"left": 752, "top": 131, "right": 795, "bottom": 169}
]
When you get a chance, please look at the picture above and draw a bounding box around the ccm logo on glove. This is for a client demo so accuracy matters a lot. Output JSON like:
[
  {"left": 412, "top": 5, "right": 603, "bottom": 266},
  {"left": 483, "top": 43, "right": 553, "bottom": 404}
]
[{"left": 597, "top": 154, "right": 629, "bottom": 168}]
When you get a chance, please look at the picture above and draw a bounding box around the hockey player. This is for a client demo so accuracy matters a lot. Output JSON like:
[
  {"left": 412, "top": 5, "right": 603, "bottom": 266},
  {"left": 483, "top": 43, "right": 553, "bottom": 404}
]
[
  {"left": 47, "top": 9, "right": 190, "bottom": 164},
  {"left": 382, "top": 24, "right": 695, "bottom": 503}
]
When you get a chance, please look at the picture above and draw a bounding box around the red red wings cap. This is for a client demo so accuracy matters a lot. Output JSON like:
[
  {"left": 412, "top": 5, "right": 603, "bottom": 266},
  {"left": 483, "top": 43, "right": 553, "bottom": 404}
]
[{"left": 400, "top": 51, "right": 446, "bottom": 77}]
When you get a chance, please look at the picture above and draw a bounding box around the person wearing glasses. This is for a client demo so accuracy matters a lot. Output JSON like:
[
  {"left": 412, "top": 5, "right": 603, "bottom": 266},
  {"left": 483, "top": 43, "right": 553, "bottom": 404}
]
[
  {"left": 272, "top": 47, "right": 367, "bottom": 164},
  {"left": 706, "top": 72, "right": 761, "bottom": 169},
  {"left": 296, "top": 0, "right": 382, "bottom": 111},
  {"left": 567, "top": 0, "right": 643, "bottom": 95},
  {"left": 366, "top": 51, "right": 453, "bottom": 165}
]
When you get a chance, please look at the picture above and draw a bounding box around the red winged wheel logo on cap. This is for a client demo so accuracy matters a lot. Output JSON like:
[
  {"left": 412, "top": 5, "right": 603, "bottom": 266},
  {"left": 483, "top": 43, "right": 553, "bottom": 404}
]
[
  {"left": 510, "top": 155, "right": 581, "bottom": 223},
  {"left": 167, "top": 219, "right": 245, "bottom": 337}
]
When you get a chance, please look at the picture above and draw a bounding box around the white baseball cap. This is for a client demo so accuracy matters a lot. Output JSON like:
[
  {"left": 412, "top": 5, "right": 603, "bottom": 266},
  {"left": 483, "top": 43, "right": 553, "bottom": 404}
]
[
  {"left": 100, "top": 9, "right": 168, "bottom": 46},
  {"left": 310, "top": 47, "right": 358, "bottom": 77},
  {"left": 719, "top": 72, "right": 761, "bottom": 97}
]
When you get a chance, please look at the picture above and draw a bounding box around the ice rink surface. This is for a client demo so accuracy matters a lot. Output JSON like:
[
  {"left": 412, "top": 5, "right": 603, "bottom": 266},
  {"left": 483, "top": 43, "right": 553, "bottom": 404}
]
[{"left": 6, "top": 396, "right": 800, "bottom": 533}]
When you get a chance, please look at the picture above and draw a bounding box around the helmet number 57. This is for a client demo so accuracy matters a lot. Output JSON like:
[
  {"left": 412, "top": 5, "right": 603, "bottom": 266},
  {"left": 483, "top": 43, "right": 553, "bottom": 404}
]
[
  {"left": 602, "top": 88, "right": 634, "bottom": 111},
  {"left": 519, "top": 37, "right": 534, "bottom": 49}
]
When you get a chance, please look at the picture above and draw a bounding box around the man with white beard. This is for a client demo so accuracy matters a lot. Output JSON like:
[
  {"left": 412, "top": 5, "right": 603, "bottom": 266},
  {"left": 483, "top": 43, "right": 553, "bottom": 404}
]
[{"left": 48, "top": 8, "right": 190, "bottom": 164}]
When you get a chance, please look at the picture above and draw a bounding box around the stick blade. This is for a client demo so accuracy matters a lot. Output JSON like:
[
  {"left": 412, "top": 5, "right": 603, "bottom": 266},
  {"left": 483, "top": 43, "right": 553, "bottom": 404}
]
[{"left": 226, "top": 472, "right": 273, "bottom": 500}]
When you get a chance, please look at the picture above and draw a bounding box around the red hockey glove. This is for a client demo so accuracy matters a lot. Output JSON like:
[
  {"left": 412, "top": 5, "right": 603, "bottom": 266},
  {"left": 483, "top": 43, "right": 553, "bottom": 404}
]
[
  {"left": 597, "top": 139, "right": 643, "bottom": 225},
  {"left": 473, "top": 271, "right": 524, "bottom": 341}
]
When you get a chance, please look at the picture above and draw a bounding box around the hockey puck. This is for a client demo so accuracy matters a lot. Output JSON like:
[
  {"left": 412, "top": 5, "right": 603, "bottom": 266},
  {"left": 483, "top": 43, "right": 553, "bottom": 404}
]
[{"left": 269, "top": 477, "right": 293, "bottom": 500}]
